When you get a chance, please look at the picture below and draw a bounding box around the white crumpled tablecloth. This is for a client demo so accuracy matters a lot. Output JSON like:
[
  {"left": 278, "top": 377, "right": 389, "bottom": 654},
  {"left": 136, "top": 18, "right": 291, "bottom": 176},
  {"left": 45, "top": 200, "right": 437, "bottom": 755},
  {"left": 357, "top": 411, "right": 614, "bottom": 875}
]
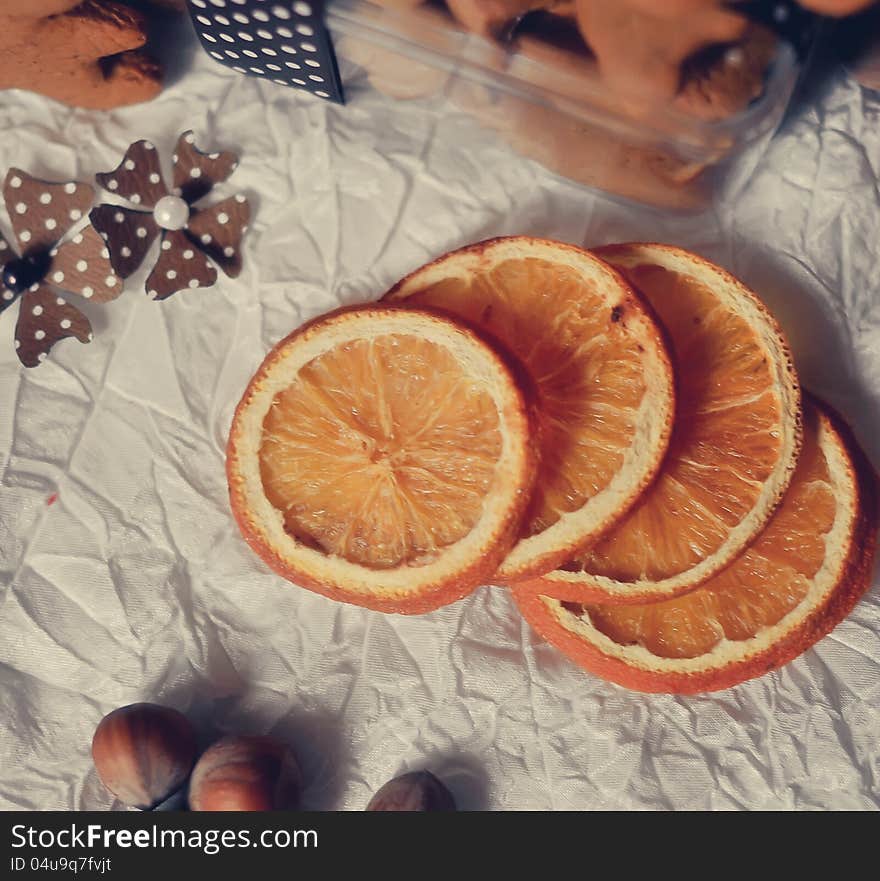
[{"left": 1, "top": 27, "right": 879, "bottom": 812}]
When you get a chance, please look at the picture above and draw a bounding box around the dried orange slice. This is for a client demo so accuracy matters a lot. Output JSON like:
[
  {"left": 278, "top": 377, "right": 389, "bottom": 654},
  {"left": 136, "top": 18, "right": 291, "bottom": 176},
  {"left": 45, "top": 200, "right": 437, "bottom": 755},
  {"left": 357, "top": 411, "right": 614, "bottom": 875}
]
[
  {"left": 513, "top": 399, "right": 878, "bottom": 693},
  {"left": 227, "top": 306, "right": 538, "bottom": 614},
  {"left": 385, "top": 237, "right": 675, "bottom": 581},
  {"left": 533, "top": 243, "right": 802, "bottom": 603}
]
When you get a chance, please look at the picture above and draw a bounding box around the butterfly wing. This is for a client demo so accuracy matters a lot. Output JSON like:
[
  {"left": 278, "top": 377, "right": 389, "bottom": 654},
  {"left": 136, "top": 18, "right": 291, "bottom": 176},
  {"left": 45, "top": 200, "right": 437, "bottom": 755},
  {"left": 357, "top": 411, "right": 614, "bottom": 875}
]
[
  {"left": 14, "top": 284, "right": 91, "bottom": 368},
  {"left": 49, "top": 226, "right": 122, "bottom": 304},
  {"left": 185, "top": 194, "right": 250, "bottom": 279},
  {"left": 89, "top": 205, "right": 159, "bottom": 278},
  {"left": 172, "top": 131, "right": 239, "bottom": 204},
  {"left": 95, "top": 140, "right": 168, "bottom": 209},
  {"left": 3, "top": 169, "right": 92, "bottom": 256},
  {"left": 145, "top": 230, "right": 217, "bottom": 300}
]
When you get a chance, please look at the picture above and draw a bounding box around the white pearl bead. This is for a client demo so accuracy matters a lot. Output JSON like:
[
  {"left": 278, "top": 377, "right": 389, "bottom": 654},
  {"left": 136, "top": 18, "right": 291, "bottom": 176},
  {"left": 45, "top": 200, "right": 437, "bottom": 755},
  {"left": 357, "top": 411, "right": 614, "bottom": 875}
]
[{"left": 152, "top": 195, "right": 190, "bottom": 231}]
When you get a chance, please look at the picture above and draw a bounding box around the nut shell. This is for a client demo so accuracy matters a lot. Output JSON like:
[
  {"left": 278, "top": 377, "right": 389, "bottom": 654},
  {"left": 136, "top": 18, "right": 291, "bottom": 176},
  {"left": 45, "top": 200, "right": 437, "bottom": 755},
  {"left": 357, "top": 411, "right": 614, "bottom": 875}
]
[
  {"left": 366, "top": 771, "right": 456, "bottom": 811},
  {"left": 188, "top": 735, "right": 303, "bottom": 811},
  {"left": 91, "top": 703, "right": 196, "bottom": 809}
]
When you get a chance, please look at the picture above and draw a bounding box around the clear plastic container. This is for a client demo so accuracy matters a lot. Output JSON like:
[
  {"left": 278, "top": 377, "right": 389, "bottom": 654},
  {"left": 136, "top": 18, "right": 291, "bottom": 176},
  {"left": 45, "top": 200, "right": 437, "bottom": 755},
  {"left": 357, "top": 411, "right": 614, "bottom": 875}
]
[{"left": 326, "top": 0, "right": 803, "bottom": 211}]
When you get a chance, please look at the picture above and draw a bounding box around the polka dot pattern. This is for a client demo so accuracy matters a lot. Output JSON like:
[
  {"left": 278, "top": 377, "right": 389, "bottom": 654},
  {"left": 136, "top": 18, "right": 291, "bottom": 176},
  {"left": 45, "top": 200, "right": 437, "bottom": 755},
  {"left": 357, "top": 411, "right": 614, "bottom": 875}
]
[
  {"left": 186, "top": 193, "right": 250, "bottom": 279},
  {"left": 187, "top": 0, "right": 343, "bottom": 102},
  {"left": 146, "top": 230, "right": 218, "bottom": 300},
  {"left": 13, "top": 283, "right": 92, "bottom": 368},
  {"left": 89, "top": 130, "right": 249, "bottom": 301},
  {"left": 0, "top": 170, "right": 119, "bottom": 367},
  {"left": 95, "top": 141, "right": 168, "bottom": 209},
  {"left": 0, "top": 233, "right": 18, "bottom": 316},
  {"left": 2, "top": 168, "right": 93, "bottom": 256},
  {"left": 89, "top": 204, "right": 160, "bottom": 279},
  {"left": 49, "top": 226, "right": 122, "bottom": 304},
  {"left": 172, "top": 130, "right": 239, "bottom": 204}
]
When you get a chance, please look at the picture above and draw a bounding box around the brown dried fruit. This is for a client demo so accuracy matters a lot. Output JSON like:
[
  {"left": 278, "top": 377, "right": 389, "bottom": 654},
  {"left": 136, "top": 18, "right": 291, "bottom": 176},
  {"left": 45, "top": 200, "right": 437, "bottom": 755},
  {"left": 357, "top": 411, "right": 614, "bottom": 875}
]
[
  {"left": 574, "top": 0, "right": 748, "bottom": 103},
  {"left": 447, "top": 0, "right": 574, "bottom": 39},
  {"left": 0, "top": 1, "right": 163, "bottom": 110},
  {"left": 366, "top": 771, "right": 456, "bottom": 811}
]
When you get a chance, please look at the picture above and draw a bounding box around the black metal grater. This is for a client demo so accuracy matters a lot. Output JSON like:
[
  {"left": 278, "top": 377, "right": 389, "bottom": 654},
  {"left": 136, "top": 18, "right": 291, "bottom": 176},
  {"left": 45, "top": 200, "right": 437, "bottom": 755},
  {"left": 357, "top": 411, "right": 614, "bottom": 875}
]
[{"left": 187, "top": 0, "right": 345, "bottom": 104}]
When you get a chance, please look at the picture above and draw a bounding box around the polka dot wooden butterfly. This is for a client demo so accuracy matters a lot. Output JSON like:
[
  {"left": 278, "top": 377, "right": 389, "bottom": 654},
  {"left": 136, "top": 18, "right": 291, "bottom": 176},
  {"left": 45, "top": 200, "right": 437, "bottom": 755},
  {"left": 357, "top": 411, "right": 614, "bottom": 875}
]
[
  {"left": 1, "top": 170, "right": 120, "bottom": 368},
  {"left": 90, "top": 132, "right": 250, "bottom": 299}
]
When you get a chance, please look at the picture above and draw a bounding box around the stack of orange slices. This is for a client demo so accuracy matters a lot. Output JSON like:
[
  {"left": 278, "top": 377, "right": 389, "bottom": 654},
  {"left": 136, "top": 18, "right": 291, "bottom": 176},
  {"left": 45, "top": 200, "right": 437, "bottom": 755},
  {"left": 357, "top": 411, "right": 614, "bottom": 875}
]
[{"left": 227, "top": 237, "right": 878, "bottom": 693}]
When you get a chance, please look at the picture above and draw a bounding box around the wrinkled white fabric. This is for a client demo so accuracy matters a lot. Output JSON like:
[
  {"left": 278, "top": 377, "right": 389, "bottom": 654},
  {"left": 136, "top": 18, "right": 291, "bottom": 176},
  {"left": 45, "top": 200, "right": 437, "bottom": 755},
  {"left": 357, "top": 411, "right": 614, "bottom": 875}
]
[{"left": 0, "top": 29, "right": 878, "bottom": 811}]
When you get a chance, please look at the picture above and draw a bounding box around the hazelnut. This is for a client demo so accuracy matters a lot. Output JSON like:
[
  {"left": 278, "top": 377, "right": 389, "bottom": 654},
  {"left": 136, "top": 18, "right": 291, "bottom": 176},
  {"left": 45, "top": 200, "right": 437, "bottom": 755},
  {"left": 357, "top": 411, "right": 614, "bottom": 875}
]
[
  {"left": 188, "top": 735, "right": 302, "bottom": 811},
  {"left": 366, "top": 771, "right": 456, "bottom": 811},
  {"left": 91, "top": 703, "right": 197, "bottom": 810}
]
